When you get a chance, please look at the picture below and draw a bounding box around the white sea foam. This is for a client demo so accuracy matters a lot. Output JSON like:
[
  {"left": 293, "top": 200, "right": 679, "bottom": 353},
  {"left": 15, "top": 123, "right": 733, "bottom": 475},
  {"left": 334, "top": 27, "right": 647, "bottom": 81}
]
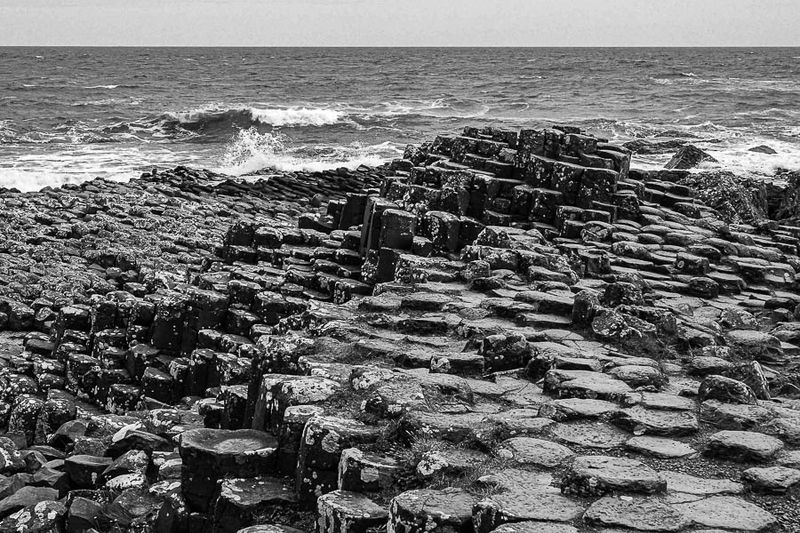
[
  {"left": 166, "top": 105, "right": 345, "bottom": 128},
  {"left": 0, "top": 145, "right": 197, "bottom": 191},
  {"left": 217, "top": 128, "right": 398, "bottom": 176},
  {"left": 630, "top": 138, "right": 800, "bottom": 177},
  {"left": 83, "top": 85, "right": 120, "bottom": 90},
  {"left": 248, "top": 106, "right": 343, "bottom": 127}
]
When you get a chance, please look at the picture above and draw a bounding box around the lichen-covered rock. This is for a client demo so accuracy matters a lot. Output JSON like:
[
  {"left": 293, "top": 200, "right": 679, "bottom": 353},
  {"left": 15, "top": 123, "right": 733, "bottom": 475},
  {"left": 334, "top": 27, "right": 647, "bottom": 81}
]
[
  {"left": 388, "top": 488, "right": 474, "bottom": 533},
  {"left": 296, "top": 416, "right": 378, "bottom": 505},
  {"left": 0, "top": 500, "right": 66, "bottom": 533},
  {"left": 212, "top": 477, "right": 298, "bottom": 533},
  {"left": 316, "top": 490, "right": 388, "bottom": 533},
  {"left": 338, "top": 447, "right": 400, "bottom": 493},
  {"left": 179, "top": 428, "right": 278, "bottom": 512}
]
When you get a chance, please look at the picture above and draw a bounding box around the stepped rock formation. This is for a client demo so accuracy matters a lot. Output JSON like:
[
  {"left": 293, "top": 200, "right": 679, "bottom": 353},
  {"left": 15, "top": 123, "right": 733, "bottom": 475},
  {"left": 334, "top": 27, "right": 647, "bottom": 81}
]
[{"left": 1, "top": 125, "right": 800, "bottom": 532}]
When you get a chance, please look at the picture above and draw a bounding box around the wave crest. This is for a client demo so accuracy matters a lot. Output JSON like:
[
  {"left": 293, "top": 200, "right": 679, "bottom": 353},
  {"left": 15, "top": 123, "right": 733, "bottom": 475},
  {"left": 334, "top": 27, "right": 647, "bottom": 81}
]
[
  {"left": 164, "top": 105, "right": 344, "bottom": 133},
  {"left": 218, "top": 128, "right": 398, "bottom": 176}
]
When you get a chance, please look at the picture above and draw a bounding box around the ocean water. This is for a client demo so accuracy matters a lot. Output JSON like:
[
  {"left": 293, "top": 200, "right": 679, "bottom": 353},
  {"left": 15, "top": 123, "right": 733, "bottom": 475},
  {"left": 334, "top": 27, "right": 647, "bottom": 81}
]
[{"left": 1, "top": 47, "right": 799, "bottom": 191}]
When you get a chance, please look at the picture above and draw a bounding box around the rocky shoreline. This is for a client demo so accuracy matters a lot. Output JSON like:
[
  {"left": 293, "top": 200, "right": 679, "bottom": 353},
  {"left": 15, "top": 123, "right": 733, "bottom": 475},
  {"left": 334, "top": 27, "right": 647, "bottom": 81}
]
[{"left": 1, "top": 125, "right": 799, "bottom": 532}]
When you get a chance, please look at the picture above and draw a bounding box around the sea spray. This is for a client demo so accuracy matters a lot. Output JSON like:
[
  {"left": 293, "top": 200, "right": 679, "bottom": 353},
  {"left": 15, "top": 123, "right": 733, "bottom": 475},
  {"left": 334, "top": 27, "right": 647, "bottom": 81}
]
[{"left": 218, "top": 128, "right": 399, "bottom": 176}]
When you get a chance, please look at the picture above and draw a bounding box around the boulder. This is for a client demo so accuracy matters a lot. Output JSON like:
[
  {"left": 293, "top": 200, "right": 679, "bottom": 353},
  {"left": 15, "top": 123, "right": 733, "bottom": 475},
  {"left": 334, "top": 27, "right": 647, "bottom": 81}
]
[
  {"left": 698, "top": 375, "right": 758, "bottom": 405},
  {"left": 665, "top": 145, "right": 717, "bottom": 170}
]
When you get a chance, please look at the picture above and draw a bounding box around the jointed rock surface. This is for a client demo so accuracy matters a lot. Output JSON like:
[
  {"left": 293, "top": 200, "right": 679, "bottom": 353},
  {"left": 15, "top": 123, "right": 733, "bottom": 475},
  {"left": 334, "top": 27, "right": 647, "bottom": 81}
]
[{"left": 1, "top": 125, "right": 800, "bottom": 532}]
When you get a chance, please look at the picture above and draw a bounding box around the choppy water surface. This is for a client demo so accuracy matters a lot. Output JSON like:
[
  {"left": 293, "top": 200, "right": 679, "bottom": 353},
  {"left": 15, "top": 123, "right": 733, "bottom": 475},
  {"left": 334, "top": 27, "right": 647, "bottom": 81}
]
[{"left": 1, "top": 47, "right": 799, "bottom": 190}]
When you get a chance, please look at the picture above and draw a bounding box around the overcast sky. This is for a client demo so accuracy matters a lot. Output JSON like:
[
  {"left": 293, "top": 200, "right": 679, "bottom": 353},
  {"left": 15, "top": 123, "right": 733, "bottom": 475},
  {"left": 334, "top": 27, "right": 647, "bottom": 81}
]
[{"left": 1, "top": 0, "right": 797, "bottom": 47}]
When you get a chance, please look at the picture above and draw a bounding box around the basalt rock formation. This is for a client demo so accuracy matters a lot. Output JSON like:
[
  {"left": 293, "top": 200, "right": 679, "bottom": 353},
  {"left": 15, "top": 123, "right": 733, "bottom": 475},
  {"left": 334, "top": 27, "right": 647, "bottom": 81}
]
[{"left": 1, "top": 125, "right": 800, "bottom": 532}]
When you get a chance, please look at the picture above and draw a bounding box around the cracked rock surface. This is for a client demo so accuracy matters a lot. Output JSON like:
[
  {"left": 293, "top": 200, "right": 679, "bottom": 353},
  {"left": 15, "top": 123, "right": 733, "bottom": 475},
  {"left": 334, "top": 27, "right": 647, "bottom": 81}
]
[{"left": 1, "top": 125, "right": 800, "bottom": 532}]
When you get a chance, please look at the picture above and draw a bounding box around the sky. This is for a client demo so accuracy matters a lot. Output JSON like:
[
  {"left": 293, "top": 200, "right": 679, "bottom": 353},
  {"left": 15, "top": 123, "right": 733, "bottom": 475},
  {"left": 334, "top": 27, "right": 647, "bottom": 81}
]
[{"left": 0, "top": 0, "right": 798, "bottom": 47}]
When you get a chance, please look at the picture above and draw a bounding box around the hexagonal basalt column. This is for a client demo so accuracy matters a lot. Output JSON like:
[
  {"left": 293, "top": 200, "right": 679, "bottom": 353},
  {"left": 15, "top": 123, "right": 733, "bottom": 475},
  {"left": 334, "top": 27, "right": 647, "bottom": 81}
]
[
  {"left": 388, "top": 488, "right": 475, "bottom": 533},
  {"left": 179, "top": 428, "right": 278, "bottom": 512},
  {"left": 296, "top": 416, "right": 379, "bottom": 506}
]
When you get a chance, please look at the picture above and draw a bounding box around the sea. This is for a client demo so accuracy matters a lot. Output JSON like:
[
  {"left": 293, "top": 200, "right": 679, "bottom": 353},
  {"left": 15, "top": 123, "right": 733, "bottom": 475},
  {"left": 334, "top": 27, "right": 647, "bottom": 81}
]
[{"left": 1, "top": 47, "right": 799, "bottom": 192}]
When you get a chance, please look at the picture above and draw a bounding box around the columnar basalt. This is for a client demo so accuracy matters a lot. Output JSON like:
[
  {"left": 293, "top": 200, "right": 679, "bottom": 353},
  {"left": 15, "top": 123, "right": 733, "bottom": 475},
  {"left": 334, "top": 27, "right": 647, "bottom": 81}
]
[{"left": 1, "top": 126, "right": 800, "bottom": 532}]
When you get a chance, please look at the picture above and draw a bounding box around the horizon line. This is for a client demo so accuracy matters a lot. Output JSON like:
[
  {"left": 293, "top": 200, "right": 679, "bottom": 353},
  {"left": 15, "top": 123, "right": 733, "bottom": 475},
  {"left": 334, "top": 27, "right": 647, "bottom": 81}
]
[{"left": 1, "top": 44, "right": 799, "bottom": 48}]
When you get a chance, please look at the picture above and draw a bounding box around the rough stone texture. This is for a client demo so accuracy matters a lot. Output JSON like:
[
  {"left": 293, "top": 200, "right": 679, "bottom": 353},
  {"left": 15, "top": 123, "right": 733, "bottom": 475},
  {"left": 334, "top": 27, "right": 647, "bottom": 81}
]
[
  {"left": 317, "top": 490, "right": 387, "bottom": 533},
  {"left": 388, "top": 488, "right": 474, "bottom": 533},
  {"left": 742, "top": 466, "right": 800, "bottom": 494},
  {"left": 1, "top": 125, "right": 799, "bottom": 532},
  {"left": 584, "top": 495, "right": 688, "bottom": 531},
  {"left": 179, "top": 428, "right": 278, "bottom": 512},
  {"left": 706, "top": 431, "right": 784, "bottom": 462},
  {"left": 561, "top": 455, "right": 666, "bottom": 496},
  {"left": 674, "top": 496, "right": 778, "bottom": 531},
  {"left": 625, "top": 436, "right": 696, "bottom": 458},
  {"left": 473, "top": 485, "right": 584, "bottom": 533},
  {"left": 495, "top": 437, "right": 574, "bottom": 468}
]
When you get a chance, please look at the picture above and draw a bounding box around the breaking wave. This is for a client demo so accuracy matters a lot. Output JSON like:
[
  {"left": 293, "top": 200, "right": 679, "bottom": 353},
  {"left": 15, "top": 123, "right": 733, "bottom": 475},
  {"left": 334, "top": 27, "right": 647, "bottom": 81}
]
[
  {"left": 162, "top": 106, "right": 345, "bottom": 132},
  {"left": 217, "top": 128, "right": 400, "bottom": 176}
]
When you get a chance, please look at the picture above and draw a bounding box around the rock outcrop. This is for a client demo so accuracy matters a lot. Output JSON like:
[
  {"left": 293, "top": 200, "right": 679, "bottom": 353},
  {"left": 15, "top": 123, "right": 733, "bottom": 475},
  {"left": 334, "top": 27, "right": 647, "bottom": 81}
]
[{"left": 1, "top": 124, "right": 800, "bottom": 532}]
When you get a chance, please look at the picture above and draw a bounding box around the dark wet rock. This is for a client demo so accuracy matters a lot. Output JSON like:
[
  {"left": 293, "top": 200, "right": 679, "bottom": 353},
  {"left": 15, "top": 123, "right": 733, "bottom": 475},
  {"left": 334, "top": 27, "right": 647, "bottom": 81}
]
[
  {"left": 0, "top": 500, "right": 66, "bottom": 532},
  {"left": 179, "top": 428, "right": 278, "bottom": 512},
  {"left": 0, "top": 486, "right": 58, "bottom": 516},
  {"left": 749, "top": 144, "right": 778, "bottom": 154},
  {"left": 64, "top": 454, "right": 113, "bottom": 489},
  {"left": 624, "top": 138, "right": 687, "bottom": 155},
  {"left": 67, "top": 496, "right": 105, "bottom": 532},
  {"left": 212, "top": 477, "right": 298, "bottom": 533},
  {"left": 665, "top": 145, "right": 718, "bottom": 170}
]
